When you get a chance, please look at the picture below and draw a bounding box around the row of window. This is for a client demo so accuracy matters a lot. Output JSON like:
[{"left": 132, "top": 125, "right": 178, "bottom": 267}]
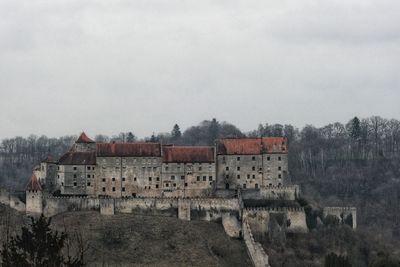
[
  {"left": 225, "top": 166, "right": 283, "bottom": 171},
  {"left": 235, "top": 174, "right": 282, "bottom": 179},
  {"left": 100, "top": 181, "right": 214, "bottom": 192},
  {"left": 222, "top": 156, "right": 282, "bottom": 162},
  {"left": 100, "top": 175, "right": 214, "bottom": 182}
]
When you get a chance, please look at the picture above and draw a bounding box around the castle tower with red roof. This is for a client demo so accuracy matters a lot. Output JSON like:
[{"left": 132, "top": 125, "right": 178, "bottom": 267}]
[{"left": 73, "top": 132, "right": 96, "bottom": 152}]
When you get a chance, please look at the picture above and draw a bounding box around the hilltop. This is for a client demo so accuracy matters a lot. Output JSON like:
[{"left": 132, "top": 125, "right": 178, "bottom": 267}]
[{"left": 0, "top": 204, "right": 251, "bottom": 266}]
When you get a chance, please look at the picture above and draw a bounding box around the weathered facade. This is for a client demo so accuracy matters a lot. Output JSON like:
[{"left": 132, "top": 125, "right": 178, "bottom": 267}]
[
  {"left": 216, "top": 138, "right": 288, "bottom": 190},
  {"left": 37, "top": 133, "right": 290, "bottom": 198}
]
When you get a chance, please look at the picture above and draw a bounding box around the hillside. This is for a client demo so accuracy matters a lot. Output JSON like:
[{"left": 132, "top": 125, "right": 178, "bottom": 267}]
[{"left": 0, "top": 205, "right": 251, "bottom": 267}]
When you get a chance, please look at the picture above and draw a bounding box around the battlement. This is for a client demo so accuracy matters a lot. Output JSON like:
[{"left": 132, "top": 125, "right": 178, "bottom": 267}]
[
  {"left": 323, "top": 207, "right": 356, "bottom": 212},
  {"left": 245, "top": 207, "right": 304, "bottom": 212}
]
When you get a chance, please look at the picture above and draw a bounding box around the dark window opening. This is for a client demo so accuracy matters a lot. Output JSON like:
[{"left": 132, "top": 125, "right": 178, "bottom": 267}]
[
  {"left": 156, "top": 184, "right": 159, "bottom": 188},
  {"left": 252, "top": 156, "right": 256, "bottom": 161},
  {"left": 255, "top": 184, "right": 259, "bottom": 189},
  {"left": 209, "top": 176, "right": 212, "bottom": 181},
  {"left": 225, "top": 183, "right": 229, "bottom": 189},
  {"left": 102, "top": 187, "right": 105, "bottom": 192},
  {"left": 203, "top": 176, "right": 206, "bottom": 181},
  {"left": 122, "top": 187, "right": 125, "bottom": 192},
  {"left": 112, "top": 187, "right": 116, "bottom": 192},
  {"left": 181, "top": 176, "right": 185, "bottom": 180},
  {"left": 243, "top": 184, "right": 246, "bottom": 189},
  {"left": 237, "top": 175, "right": 240, "bottom": 179}
]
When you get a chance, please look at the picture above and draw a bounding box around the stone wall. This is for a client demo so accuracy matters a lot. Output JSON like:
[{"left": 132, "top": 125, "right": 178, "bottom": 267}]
[
  {"left": 42, "top": 196, "right": 100, "bottom": 217},
  {"left": 0, "top": 188, "right": 10, "bottom": 206},
  {"left": 26, "top": 190, "right": 43, "bottom": 215},
  {"left": 243, "top": 207, "right": 308, "bottom": 236},
  {"left": 242, "top": 218, "right": 270, "bottom": 267},
  {"left": 323, "top": 207, "right": 357, "bottom": 229}
]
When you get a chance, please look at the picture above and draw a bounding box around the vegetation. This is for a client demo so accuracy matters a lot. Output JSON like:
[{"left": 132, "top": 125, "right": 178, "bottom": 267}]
[
  {"left": 1, "top": 116, "right": 400, "bottom": 264},
  {"left": 1, "top": 214, "right": 83, "bottom": 267}
]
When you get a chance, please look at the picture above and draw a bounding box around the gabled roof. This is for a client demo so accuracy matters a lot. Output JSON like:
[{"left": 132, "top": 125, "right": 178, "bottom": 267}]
[
  {"left": 76, "top": 132, "right": 95, "bottom": 143},
  {"left": 26, "top": 173, "right": 42, "bottom": 191},
  {"left": 163, "top": 146, "right": 215, "bottom": 163},
  {"left": 58, "top": 152, "right": 96, "bottom": 165},
  {"left": 217, "top": 137, "right": 287, "bottom": 155},
  {"left": 41, "top": 156, "right": 56, "bottom": 164},
  {"left": 96, "top": 143, "right": 161, "bottom": 157}
]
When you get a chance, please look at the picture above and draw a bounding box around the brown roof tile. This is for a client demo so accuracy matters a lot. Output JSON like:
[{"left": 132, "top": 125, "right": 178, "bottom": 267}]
[
  {"left": 217, "top": 137, "right": 287, "bottom": 155},
  {"left": 163, "top": 146, "right": 215, "bottom": 163},
  {"left": 96, "top": 143, "right": 161, "bottom": 157},
  {"left": 76, "top": 132, "right": 95, "bottom": 143},
  {"left": 26, "top": 173, "right": 43, "bottom": 191},
  {"left": 58, "top": 152, "right": 96, "bottom": 165}
]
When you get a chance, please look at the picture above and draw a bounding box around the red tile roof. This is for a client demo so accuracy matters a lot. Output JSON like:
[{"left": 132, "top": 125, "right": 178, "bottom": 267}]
[
  {"left": 58, "top": 152, "right": 96, "bottom": 165},
  {"left": 163, "top": 146, "right": 215, "bottom": 163},
  {"left": 25, "top": 173, "right": 43, "bottom": 191},
  {"left": 217, "top": 137, "right": 287, "bottom": 155},
  {"left": 96, "top": 143, "right": 161, "bottom": 157},
  {"left": 76, "top": 132, "right": 95, "bottom": 143}
]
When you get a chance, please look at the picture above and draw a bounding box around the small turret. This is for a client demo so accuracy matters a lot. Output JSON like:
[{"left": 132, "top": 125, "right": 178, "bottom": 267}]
[
  {"left": 25, "top": 173, "right": 43, "bottom": 215},
  {"left": 73, "top": 132, "right": 96, "bottom": 152}
]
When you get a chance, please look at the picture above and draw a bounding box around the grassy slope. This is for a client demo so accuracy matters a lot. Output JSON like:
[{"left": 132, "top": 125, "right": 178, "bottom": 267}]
[{"left": 0, "top": 205, "right": 251, "bottom": 267}]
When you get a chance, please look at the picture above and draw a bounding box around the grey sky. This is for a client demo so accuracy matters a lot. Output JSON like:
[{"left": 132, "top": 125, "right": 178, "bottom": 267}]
[{"left": 0, "top": 0, "right": 399, "bottom": 139}]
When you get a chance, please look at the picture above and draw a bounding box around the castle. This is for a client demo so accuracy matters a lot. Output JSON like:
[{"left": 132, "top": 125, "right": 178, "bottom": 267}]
[
  {"left": 19, "top": 132, "right": 356, "bottom": 267},
  {"left": 32, "top": 132, "right": 290, "bottom": 198}
]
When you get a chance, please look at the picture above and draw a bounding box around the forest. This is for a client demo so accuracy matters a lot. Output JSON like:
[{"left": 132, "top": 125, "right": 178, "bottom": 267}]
[{"left": 1, "top": 116, "right": 400, "bottom": 265}]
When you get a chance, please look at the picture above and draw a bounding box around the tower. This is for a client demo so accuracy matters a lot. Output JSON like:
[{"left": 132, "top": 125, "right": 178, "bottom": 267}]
[{"left": 25, "top": 173, "right": 43, "bottom": 215}]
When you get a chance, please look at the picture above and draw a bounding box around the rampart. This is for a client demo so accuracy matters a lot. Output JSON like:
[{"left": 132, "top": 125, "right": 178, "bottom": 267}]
[
  {"left": 242, "top": 218, "right": 270, "bottom": 267},
  {"left": 323, "top": 207, "right": 357, "bottom": 229},
  {"left": 243, "top": 207, "right": 307, "bottom": 234}
]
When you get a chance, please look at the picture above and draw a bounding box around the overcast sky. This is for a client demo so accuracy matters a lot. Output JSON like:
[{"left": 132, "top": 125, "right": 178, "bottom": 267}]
[{"left": 0, "top": 0, "right": 399, "bottom": 139}]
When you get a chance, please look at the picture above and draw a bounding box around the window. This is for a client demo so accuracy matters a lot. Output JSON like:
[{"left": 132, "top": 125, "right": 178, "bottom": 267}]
[
  {"left": 173, "top": 183, "right": 176, "bottom": 187},
  {"left": 267, "top": 156, "right": 271, "bottom": 161},
  {"left": 225, "top": 175, "right": 229, "bottom": 179},
  {"left": 171, "top": 176, "right": 175, "bottom": 180},
  {"left": 73, "top": 182, "right": 77, "bottom": 186},
  {"left": 197, "top": 176, "right": 200, "bottom": 181},
  {"left": 252, "top": 166, "right": 256, "bottom": 171},
  {"left": 209, "top": 176, "right": 213, "bottom": 181},
  {"left": 181, "top": 176, "right": 185, "bottom": 180},
  {"left": 156, "top": 177, "right": 160, "bottom": 181},
  {"left": 226, "top": 166, "right": 229, "bottom": 171},
  {"left": 247, "top": 174, "right": 250, "bottom": 179},
  {"left": 166, "top": 183, "right": 169, "bottom": 187},
  {"left": 237, "top": 175, "right": 240, "bottom": 179},
  {"left": 252, "top": 156, "right": 256, "bottom": 161},
  {"left": 112, "top": 177, "right": 115, "bottom": 181},
  {"left": 149, "top": 177, "right": 152, "bottom": 181},
  {"left": 156, "top": 184, "right": 159, "bottom": 188},
  {"left": 134, "top": 177, "right": 137, "bottom": 181},
  {"left": 57, "top": 175, "right": 60, "bottom": 179},
  {"left": 252, "top": 174, "right": 256, "bottom": 179},
  {"left": 237, "top": 156, "right": 240, "bottom": 161},
  {"left": 165, "top": 166, "right": 169, "bottom": 171},
  {"left": 87, "top": 182, "right": 91, "bottom": 186},
  {"left": 87, "top": 166, "right": 91, "bottom": 170},
  {"left": 112, "top": 187, "right": 115, "bottom": 192},
  {"left": 87, "top": 174, "right": 91, "bottom": 178},
  {"left": 243, "top": 184, "right": 246, "bottom": 189},
  {"left": 73, "top": 166, "right": 77, "bottom": 170},
  {"left": 278, "top": 156, "right": 282, "bottom": 161},
  {"left": 237, "top": 167, "right": 240, "bottom": 171},
  {"left": 102, "top": 178, "right": 106, "bottom": 182},
  {"left": 92, "top": 167, "right": 95, "bottom": 170},
  {"left": 74, "top": 174, "right": 77, "bottom": 178},
  {"left": 255, "top": 184, "right": 259, "bottom": 189},
  {"left": 203, "top": 176, "right": 206, "bottom": 181},
  {"left": 185, "top": 183, "right": 188, "bottom": 187},
  {"left": 278, "top": 166, "right": 282, "bottom": 170},
  {"left": 122, "top": 177, "right": 126, "bottom": 181},
  {"left": 278, "top": 174, "right": 282, "bottom": 179},
  {"left": 102, "top": 187, "right": 106, "bottom": 192},
  {"left": 122, "top": 187, "right": 125, "bottom": 192}
]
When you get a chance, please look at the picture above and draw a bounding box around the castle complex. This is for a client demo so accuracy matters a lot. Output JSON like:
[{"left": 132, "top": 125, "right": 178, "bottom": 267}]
[
  {"left": 33, "top": 132, "right": 289, "bottom": 198},
  {"left": 16, "top": 132, "right": 356, "bottom": 267}
]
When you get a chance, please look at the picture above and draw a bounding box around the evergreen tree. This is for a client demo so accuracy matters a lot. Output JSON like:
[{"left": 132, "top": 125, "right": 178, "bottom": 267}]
[
  {"left": 1, "top": 215, "right": 83, "bottom": 267},
  {"left": 325, "top": 253, "right": 352, "bottom": 267},
  {"left": 171, "top": 124, "right": 182, "bottom": 140},
  {"left": 126, "top": 132, "right": 136, "bottom": 143},
  {"left": 349, "top": 117, "right": 361, "bottom": 140}
]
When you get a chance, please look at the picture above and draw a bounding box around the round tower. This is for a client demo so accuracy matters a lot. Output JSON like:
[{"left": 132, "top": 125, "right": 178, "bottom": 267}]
[{"left": 25, "top": 173, "right": 43, "bottom": 215}]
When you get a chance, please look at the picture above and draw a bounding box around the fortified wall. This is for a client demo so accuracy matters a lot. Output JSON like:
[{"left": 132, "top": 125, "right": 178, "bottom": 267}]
[
  {"left": 243, "top": 207, "right": 308, "bottom": 236},
  {"left": 323, "top": 207, "right": 357, "bottom": 229},
  {"left": 242, "top": 217, "right": 270, "bottom": 267}
]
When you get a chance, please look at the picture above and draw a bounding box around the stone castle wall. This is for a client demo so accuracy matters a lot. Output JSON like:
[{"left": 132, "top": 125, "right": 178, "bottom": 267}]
[
  {"left": 242, "top": 218, "right": 270, "bottom": 267},
  {"left": 323, "top": 207, "right": 357, "bottom": 229}
]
